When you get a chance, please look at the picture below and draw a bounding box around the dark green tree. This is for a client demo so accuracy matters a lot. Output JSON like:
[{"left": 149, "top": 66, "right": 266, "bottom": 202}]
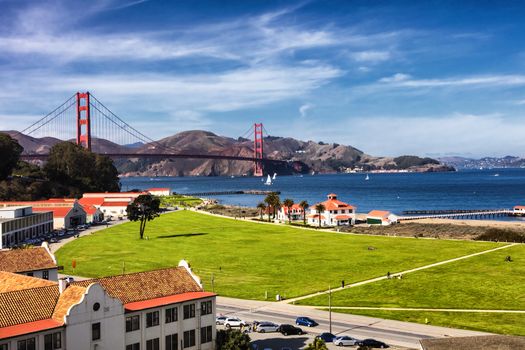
[
  {"left": 126, "top": 194, "right": 161, "bottom": 239},
  {"left": 305, "top": 338, "right": 328, "bottom": 350},
  {"left": 282, "top": 198, "right": 294, "bottom": 223},
  {"left": 256, "top": 202, "right": 266, "bottom": 220},
  {"left": 0, "top": 133, "right": 23, "bottom": 180},
  {"left": 314, "top": 203, "right": 326, "bottom": 228},
  {"left": 299, "top": 200, "right": 309, "bottom": 225},
  {"left": 216, "top": 329, "right": 251, "bottom": 350},
  {"left": 93, "top": 154, "right": 120, "bottom": 192}
]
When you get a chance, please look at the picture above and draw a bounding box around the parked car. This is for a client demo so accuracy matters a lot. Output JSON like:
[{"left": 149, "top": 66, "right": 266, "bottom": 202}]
[
  {"left": 64, "top": 276, "right": 75, "bottom": 283},
  {"left": 277, "top": 324, "right": 304, "bottom": 336},
  {"left": 357, "top": 339, "right": 389, "bottom": 348},
  {"left": 333, "top": 336, "right": 359, "bottom": 347},
  {"left": 295, "top": 317, "right": 318, "bottom": 327},
  {"left": 224, "top": 317, "right": 246, "bottom": 328},
  {"left": 256, "top": 322, "right": 279, "bottom": 333},
  {"left": 215, "top": 316, "right": 227, "bottom": 325},
  {"left": 316, "top": 333, "right": 336, "bottom": 343}
]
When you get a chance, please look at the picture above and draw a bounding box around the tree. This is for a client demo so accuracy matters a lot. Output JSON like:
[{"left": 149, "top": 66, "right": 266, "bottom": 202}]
[
  {"left": 282, "top": 198, "right": 294, "bottom": 223},
  {"left": 299, "top": 200, "right": 309, "bottom": 225},
  {"left": 264, "top": 192, "right": 280, "bottom": 222},
  {"left": 126, "top": 194, "right": 161, "bottom": 239},
  {"left": 256, "top": 202, "right": 266, "bottom": 220},
  {"left": 0, "top": 133, "right": 23, "bottom": 180},
  {"left": 314, "top": 203, "right": 326, "bottom": 228},
  {"left": 44, "top": 142, "right": 120, "bottom": 197},
  {"left": 216, "top": 329, "right": 251, "bottom": 350},
  {"left": 305, "top": 338, "right": 328, "bottom": 350}
]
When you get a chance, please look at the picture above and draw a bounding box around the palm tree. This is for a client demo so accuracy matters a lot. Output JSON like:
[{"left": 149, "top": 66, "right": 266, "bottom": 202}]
[
  {"left": 299, "top": 200, "right": 309, "bottom": 225},
  {"left": 264, "top": 194, "right": 273, "bottom": 222},
  {"left": 256, "top": 202, "right": 266, "bottom": 220},
  {"left": 282, "top": 198, "right": 294, "bottom": 223},
  {"left": 305, "top": 338, "right": 328, "bottom": 350},
  {"left": 264, "top": 192, "right": 281, "bottom": 221},
  {"left": 314, "top": 203, "right": 326, "bottom": 228}
]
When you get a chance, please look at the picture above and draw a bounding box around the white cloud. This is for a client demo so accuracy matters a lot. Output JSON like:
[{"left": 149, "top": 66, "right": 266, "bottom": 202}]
[
  {"left": 379, "top": 73, "right": 411, "bottom": 83},
  {"left": 351, "top": 50, "right": 391, "bottom": 63},
  {"left": 299, "top": 103, "right": 314, "bottom": 118},
  {"left": 378, "top": 73, "right": 525, "bottom": 88},
  {"left": 515, "top": 99, "right": 525, "bottom": 105}
]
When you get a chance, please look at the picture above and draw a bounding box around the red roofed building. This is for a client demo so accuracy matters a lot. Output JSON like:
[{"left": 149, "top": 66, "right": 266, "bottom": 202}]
[
  {"left": 0, "top": 260, "right": 216, "bottom": 350},
  {"left": 513, "top": 205, "right": 525, "bottom": 216},
  {"left": 308, "top": 193, "right": 356, "bottom": 227},
  {"left": 367, "top": 210, "right": 398, "bottom": 226},
  {"left": 277, "top": 204, "right": 305, "bottom": 222}
]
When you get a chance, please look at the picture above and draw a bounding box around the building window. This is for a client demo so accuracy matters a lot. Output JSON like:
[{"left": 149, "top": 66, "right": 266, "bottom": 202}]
[
  {"left": 183, "top": 330, "right": 196, "bottom": 348},
  {"left": 0, "top": 344, "right": 7, "bottom": 350},
  {"left": 201, "top": 301, "right": 212, "bottom": 315},
  {"left": 146, "top": 311, "right": 159, "bottom": 328},
  {"left": 92, "top": 322, "right": 101, "bottom": 341},
  {"left": 26, "top": 272, "right": 33, "bottom": 277},
  {"left": 126, "top": 344, "right": 140, "bottom": 350},
  {"left": 126, "top": 315, "right": 140, "bottom": 332},
  {"left": 183, "top": 304, "right": 195, "bottom": 319},
  {"left": 44, "top": 332, "right": 61, "bottom": 350},
  {"left": 200, "top": 326, "right": 213, "bottom": 344},
  {"left": 146, "top": 338, "right": 159, "bottom": 350},
  {"left": 17, "top": 338, "right": 35, "bottom": 350},
  {"left": 166, "top": 334, "right": 178, "bottom": 350},
  {"left": 42, "top": 270, "right": 49, "bottom": 280},
  {"left": 165, "top": 307, "right": 178, "bottom": 323}
]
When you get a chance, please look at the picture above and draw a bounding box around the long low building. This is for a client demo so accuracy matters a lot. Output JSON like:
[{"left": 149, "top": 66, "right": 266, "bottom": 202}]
[
  {"left": 0, "top": 206, "right": 53, "bottom": 248},
  {"left": 0, "top": 260, "right": 216, "bottom": 350}
]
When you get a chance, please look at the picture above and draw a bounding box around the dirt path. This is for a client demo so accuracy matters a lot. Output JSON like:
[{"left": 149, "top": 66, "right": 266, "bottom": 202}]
[{"left": 283, "top": 243, "right": 518, "bottom": 304}]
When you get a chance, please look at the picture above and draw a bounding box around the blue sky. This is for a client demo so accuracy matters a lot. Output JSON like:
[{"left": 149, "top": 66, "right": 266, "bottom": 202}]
[{"left": 1, "top": 0, "right": 525, "bottom": 157}]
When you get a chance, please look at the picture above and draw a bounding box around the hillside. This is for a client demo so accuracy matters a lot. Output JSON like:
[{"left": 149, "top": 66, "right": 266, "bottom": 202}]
[{"left": 4, "top": 130, "right": 453, "bottom": 176}]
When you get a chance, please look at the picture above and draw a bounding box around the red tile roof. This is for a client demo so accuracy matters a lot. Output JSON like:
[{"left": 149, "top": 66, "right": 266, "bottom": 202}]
[
  {"left": 125, "top": 292, "right": 215, "bottom": 311},
  {"left": 367, "top": 210, "right": 391, "bottom": 218},
  {"left": 78, "top": 197, "right": 105, "bottom": 206},
  {"left": 0, "top": 286, "right": 59, "bottom": 328},
  {"left": 0, "top": 247, "right": 56, "bottom": 273},
  {"left": 514, "top": 206, "right": 525, "bottom": 210},
  {"left": 334, "top": 215, "right": 351, "bottom": 220},
  {"left": 0, "top": 272, "right": 56, "bottom": 293},
  {"left": 32, "top": 207, "right": 74, "bottom": 218},
  {"left": 0, "top": 319, "right": 62, "bottom": 339},
  {"left": 101, "top": 201, "right": 131, "bottom": 207},
  {"left": 307, "top": 214, "right": 326, "bottom": 220}
]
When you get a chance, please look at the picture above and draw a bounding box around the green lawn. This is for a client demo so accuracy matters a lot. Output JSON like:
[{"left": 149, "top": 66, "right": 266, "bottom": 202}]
[
  {"left": 159, "top": 195, "right": 202, "bottom": 208},
  {"left": 328, "top": 309, "right": 525, "bottom": 336},
  {"left": 56, "top": 211, "right": 498, "bottom": 300},
  {"left": 298, "top": 245, "right": 525, "bottom": 310}
]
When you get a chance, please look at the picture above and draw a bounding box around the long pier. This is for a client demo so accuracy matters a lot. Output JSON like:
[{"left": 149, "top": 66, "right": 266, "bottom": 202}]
[
  {"left": 182, "top": 190, "right": 280, "bottom": 197},
  {"left": 399, "top": 209, "right": 513, "bottom": 221}
]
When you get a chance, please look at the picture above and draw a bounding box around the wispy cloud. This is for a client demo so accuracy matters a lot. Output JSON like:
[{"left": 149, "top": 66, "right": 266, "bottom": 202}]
[
  {"left": 299, "top": 103, "right": 314, "bottom": 118},
  {"left": 377, "top": 73, "right": 525, "bottom": 88},
  {"left": 350, "top": 50, "right": 391, "bottom": 63}
]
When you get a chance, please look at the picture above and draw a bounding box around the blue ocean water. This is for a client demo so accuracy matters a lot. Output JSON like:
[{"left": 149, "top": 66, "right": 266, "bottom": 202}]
[{"left": 120, "top": 169, "right": 525, "bottom": 215}]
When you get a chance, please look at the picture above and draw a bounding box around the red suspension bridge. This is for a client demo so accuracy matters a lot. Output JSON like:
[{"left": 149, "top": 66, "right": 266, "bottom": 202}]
[{"left": 19, "top": 92, "right": 284, "bottom": 176}]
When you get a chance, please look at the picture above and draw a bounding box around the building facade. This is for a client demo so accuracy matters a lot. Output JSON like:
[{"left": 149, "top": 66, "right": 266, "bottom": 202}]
[
  {"left": 277, "top": 204, "right": 304, "bottom": 222},
  {"left": 0, "top": 206, "right": 53, "bottom": 249},
  {"left": 0, "top": 261, "right": 216, "bottom": 350},
  {"left": 0, "top": 243, "right": 59, "bottom": 281},
  {"left": 366, "top": 210, "right": 398, "bottom": 226},
  {"left": 307, "top": 194, "right": 356, "bottom": 227}
]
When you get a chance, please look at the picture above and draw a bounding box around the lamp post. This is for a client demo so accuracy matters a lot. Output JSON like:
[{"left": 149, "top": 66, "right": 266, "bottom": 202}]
[{"left": 329, "top": 284, "right": 332, "bottom": 334}]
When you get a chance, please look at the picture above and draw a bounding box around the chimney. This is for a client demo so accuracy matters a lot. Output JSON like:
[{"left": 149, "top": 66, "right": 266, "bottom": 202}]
[{"left": 59, "top": 278, "right": 68, "bottom": 294}]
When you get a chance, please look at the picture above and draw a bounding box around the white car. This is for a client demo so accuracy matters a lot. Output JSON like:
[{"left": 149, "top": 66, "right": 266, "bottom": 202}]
[
  {"left": 224, "top": 317, "right": 246, "bottom": 328},
  {"left": 216, "top": 316, "right": 228, "bottom": 325},
  {"left": 333, "top": 336, "right": 359, "bottom": 347},
  {"left": 256, "top": 322, "right": 279, "bottom": 333}
]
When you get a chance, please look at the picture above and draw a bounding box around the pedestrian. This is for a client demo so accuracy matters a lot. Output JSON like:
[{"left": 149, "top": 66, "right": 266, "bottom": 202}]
[{"left": 386, "top": 271, "right": 391, "bottom": 279}]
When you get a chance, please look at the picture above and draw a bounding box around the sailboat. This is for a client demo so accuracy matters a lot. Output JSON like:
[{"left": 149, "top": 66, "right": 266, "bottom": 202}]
[
  {"left": 264, "top": 174, "right": 272, "bottom": 186},
  {"left": 272, "top": 173, "right": 277, "bottom": 180},
  {"left": 365, "top": 174, "right": 370, "bottom": 181}
]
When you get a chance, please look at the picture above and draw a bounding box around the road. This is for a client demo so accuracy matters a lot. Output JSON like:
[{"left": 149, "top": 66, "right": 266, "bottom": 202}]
[{"left": 216, "top": 296, "right": 489, "bottom": 349}]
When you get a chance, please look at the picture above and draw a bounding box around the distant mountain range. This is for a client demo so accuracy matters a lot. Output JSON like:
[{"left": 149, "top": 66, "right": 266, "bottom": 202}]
[
  {"left": 438, "top": 156, "right": 525, "bottom": 170},
  {"left": 4, "top": 130, "right": 454, "bottom": 176}
]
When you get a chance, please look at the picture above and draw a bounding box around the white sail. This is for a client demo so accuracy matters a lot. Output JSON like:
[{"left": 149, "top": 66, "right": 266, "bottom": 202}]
[
  {"left": 272, "top": 173, "right": 277, "bottom": 180},
  {"left": 264, "top": 174, "right": 272, "bottom": 185},
  {"left": 365, "top": 174, "right": 370, "bottom": 181}
]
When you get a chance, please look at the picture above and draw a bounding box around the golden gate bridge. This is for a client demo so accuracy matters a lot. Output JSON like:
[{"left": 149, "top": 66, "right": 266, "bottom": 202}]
[{"left": 19, "top": 92, "right": 284, "bottom": 176}]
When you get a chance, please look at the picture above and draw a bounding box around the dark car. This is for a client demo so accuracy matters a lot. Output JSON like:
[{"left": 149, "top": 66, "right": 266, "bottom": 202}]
[
  {"left": 357, "top": 339, "right": 389, "bottom": 348},
  {"left": 316, "top": 333, "right": 336, "bottom": 343},
  {"left": 295, "top": 317, "right": 318, "bottom": 327},
  {"left": 277, "top": 324, "right": 304, "bottom": 336}
]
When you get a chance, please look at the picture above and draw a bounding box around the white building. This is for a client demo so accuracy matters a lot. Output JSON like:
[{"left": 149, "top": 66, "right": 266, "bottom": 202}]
[
  {"left": 277, "top": 204, "right": 305, "bottom": 222},
  {"left": 0, "top": 242, "right": 59, "bottom": 281},
  {"left": 513, "top": 205, "right": 525, "bottom": 216},
  {"left": 307, "top": 193, "right": 356, "bottom": 227},
  {"left": 366, "top": 210, "right": 398, "bottom": 226},
  {"left": 148, "top": 188, "right": 171, "bottom": 197},
  {"left": 0, "top": 206, "right": 53, "bottom": 248},
  {"left": 0, "top": 261, "right": 216, "bottom": 350}
]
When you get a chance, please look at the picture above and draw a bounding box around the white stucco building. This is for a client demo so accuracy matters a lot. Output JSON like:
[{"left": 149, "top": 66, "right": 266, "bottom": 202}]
[
  {"left": 307, "top": 193, "right": 356, "bottom": 227},
  {"left": 147, "top": 188, "right": 171, "bottom": 197},
  {"left": 0, "top": 243, "right": 59, "bottom": 281},
  {"left": 0, "top": 261, "right": 215, "bottom": 350},
  {"left": 366, "top": 210, "right": 398, "bottom": 226},
  {"left": 277, "top": 204, "right": 305, "bottom": 222},
  {"left": 0, "top": 206, "right": 54, "bottom": 248}
]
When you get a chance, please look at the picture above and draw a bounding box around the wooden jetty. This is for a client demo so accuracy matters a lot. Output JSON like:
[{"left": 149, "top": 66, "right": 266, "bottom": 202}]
[
  {"left": 399, "top": 209, "right": 513, "bottom": 221},
  {"left": 182, "top": 190, "right": 280, "bottom": 197}
]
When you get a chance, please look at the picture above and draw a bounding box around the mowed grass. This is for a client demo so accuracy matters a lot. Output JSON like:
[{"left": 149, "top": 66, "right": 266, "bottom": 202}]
[
  {"left": 298, "top": 245, "right": 525, "bottom": 310},
  {"left": 56, "top": 211, "right": 498, "bottom": 300},
  {"left": 329, "top": 309, "right": 525, "bottom": 336}
]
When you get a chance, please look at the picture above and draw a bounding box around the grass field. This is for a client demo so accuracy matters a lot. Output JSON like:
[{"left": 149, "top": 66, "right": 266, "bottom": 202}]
[
  {"left": 328, "top": 309, "right": 525, "bottom": 336},
  {"left": 298, "top": 244, "right": 525, "bottom": 310},
  {"left": 159, "top": 195, "right": 202, "bottom": 208},
  {"left": 55, "top": 210, "right": 498, "bottom": 300}
]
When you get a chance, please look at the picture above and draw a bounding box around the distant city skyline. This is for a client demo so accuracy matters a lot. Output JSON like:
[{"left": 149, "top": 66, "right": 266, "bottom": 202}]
[{"left": 1, "top": 0, "right": 525, "bottom": 157}]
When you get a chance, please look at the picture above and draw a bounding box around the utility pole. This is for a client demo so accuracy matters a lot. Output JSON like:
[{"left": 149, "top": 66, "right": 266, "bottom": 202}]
[
  {"left": 329, "top": 284, "right": 332, "bottom": 334},
  {"left": 211, "top": 273, "right": 215, "bottom": 293}
]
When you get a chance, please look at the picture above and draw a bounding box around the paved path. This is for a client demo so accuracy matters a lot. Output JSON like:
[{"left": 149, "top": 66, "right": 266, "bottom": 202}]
[
  {"left": 283, "top": 243, "right": 517, "bottom": 304},
  {"left": 216, "top": 296, "right": 489, "bottom": 349},
  {"left": 303, "top": 306, "right": 525, "bottom": 314}
]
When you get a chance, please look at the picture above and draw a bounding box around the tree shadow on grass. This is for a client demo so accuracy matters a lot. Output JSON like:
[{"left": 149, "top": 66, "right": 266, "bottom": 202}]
[
  {"left": 157, "top": 233, "right": 208, "bottom": 239},
  {"left": 252, "top": 336, "right": 309, "bottom": 350}
]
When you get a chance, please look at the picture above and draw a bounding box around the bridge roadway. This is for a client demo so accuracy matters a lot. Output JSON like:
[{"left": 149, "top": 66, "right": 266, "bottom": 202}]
[
  {"left": 20, "top": 153, "right": 288, "bottom": 164},
  {"left": 399, "top": 209, "right": 513, "bottom": 221}
]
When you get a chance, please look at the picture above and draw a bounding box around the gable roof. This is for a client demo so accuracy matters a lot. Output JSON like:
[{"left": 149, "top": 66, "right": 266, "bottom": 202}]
[
  {"left": 72, "top": 266, "right": 202, "bottom": 304},
  {"left": 52, "top": 285, "right": 87, "bottom": 322},
  {"left": 0, "top": 271, "right": 56, "bottom": 293},
  {"left": 101, "top": 201, "right": 131, "bottom": 207},
  {"left": 32, "top": 206, "right": 75, "bottom": 218},
  {"left": 367, "top": 210, "right": 391, "bottom": 218},
  {"left": 0, "top": 247, "right": 56, "bottom": 273}
]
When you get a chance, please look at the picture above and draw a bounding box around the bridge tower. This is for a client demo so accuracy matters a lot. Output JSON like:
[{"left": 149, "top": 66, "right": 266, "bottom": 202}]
[
  {"left": 254, "top": 123, "right": 264, "bottom": 176},
  {"left": 76, "top": 92, "right": 91, "bottom": 150}
]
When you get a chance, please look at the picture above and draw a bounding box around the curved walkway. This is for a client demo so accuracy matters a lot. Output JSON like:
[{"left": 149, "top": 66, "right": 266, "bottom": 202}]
[{"left": 283, "top": 243, "right": 518, "bottom": 304}]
